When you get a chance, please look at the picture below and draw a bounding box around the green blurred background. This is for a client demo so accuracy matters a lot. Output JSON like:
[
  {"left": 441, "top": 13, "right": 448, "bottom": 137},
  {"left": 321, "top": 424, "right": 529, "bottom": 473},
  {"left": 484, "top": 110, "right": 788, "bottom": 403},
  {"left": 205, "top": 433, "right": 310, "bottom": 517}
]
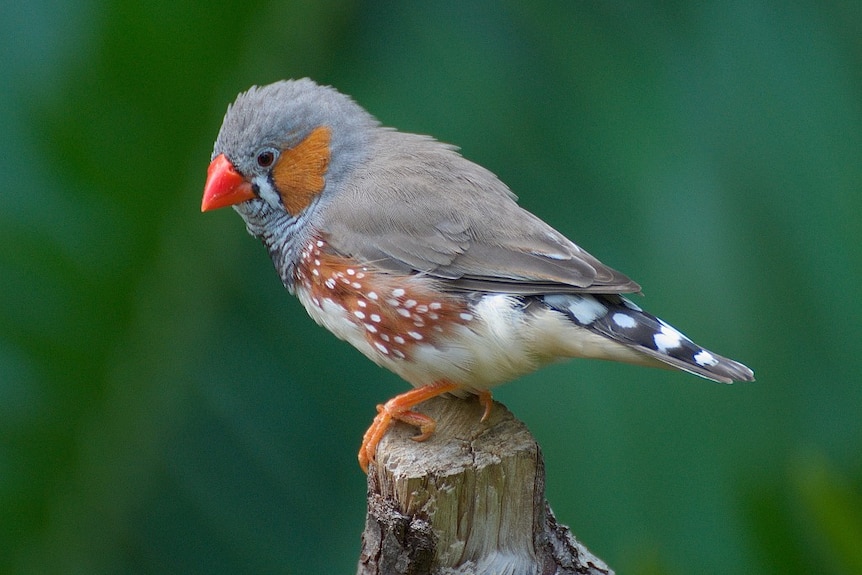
[{"left": 2, "top": 1, "right": 861, "bottom": 573}]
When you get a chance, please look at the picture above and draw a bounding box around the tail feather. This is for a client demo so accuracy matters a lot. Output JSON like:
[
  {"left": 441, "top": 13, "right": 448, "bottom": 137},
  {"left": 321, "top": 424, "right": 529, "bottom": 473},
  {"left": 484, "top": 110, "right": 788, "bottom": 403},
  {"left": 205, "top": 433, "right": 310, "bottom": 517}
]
[{"left": 543, "top": 293, "right": 754, "bottom": 383}]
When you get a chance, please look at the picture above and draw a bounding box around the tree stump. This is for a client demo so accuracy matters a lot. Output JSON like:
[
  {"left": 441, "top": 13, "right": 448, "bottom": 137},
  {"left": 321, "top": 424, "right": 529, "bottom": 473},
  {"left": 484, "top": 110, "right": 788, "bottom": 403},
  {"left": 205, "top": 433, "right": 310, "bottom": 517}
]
[{"left": 357, "top": 395, "right": 613, "bottom": 575}]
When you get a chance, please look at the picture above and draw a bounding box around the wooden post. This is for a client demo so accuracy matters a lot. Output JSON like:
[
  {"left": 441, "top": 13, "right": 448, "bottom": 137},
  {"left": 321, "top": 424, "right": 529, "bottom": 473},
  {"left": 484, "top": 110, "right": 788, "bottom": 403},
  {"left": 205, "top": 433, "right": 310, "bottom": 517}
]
[{"left": 357, "top": 395, "right": 613, "bottom": 575}]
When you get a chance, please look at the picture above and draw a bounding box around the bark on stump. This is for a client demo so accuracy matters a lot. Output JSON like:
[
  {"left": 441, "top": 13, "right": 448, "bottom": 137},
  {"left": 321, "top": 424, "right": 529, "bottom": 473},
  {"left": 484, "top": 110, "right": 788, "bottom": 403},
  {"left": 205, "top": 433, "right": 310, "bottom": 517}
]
[{"left": 357, "top": 395, "right": 613, "bottom": 575}]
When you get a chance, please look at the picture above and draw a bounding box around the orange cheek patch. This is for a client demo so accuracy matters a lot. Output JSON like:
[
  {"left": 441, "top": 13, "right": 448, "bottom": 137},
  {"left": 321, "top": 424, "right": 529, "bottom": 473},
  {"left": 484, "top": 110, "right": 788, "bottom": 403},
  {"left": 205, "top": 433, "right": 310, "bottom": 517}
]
[{"left": 273, "top": 126, "right": 332, "bottom": 216}]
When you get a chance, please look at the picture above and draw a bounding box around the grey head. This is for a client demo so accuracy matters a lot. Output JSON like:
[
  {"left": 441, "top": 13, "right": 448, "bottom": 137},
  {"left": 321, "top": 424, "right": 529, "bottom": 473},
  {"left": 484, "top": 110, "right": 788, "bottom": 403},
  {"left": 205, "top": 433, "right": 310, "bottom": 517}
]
[{"left": 212, "top": 79, "right": 378, "bottom": 222}]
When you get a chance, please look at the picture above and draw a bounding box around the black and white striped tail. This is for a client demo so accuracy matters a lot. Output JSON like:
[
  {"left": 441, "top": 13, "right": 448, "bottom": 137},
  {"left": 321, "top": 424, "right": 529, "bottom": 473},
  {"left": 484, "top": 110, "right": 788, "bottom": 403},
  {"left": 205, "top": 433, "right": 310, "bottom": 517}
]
[{"left": 543, "top": 293, "right": 754, "bottom": 383}]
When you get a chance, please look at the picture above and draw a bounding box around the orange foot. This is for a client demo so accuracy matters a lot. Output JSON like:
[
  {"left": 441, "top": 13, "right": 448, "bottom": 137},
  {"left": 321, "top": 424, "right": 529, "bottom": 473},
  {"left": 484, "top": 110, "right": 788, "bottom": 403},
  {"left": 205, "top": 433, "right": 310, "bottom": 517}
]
[{"left": 358, "top": 382, "right": 494, "bottom": 473}]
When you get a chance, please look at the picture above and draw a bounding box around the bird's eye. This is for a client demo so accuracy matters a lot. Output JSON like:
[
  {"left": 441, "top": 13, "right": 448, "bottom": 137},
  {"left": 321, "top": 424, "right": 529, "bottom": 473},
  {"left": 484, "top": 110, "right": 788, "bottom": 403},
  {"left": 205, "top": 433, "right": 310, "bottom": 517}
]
[{"left": 256, "top": 149, "right": 276, "bottom": 168}]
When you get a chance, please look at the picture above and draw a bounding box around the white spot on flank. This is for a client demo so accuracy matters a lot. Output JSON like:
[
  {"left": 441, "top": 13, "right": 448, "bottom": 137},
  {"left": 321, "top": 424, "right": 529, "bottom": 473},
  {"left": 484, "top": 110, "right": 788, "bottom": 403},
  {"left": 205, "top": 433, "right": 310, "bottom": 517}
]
[
  {"left": 370, "top": 313, "right": 382, "bottom": 323},
  {"left": 355, "top": 272, "right": 365, "bottom": 279},
  {"left": 380, "top": 333, "right": 390, "bottom": 342},
  {"left": 312, "top": 269, "right": 319, "bottom": 276},
  {"left": 393, "top": 349, "right": 406, "bottom": 359},
  {"left": 404, "top": 299, "right": 417, "bottom": 309},
  {"left": 429, "top": 302, "right": 442, "bottom": 310},
  {"left": 392, "top": 288, "right": 406, "bottom": 298},
  {"left": 407, "top": 331, "right": 423, "bottom": 340},
  {"left": 393, "top": 336, "right": 406, "bottom": 345},
  {"left": 316, "top": 240, "right": 324, "bottom": 247},
  {"left": 654, "top": 324, "right": 684, "bottom": 353},
  {"left": 459, "top": 312, "right": 474, "bottom": 321},
  {"left": 364, "top": 323, "right": 377, "bottom": 333},
  {"left": 694, "top": 350, "right": 718, "bottom": 366},
  {"left": 351, "top": 282, "right": 362, "bottom": 289},
  {"left": 353, "top": 310, "right": 366, "bottom": 320},
  {"left": 416, "top": 304, "right": 428, "bottom": 313},
  {"left": 367, "top": 291, "right": 378, "bottom": 300},
  {"left": 374, "top": 342, "right": 389, "bottom": 354},
  {"left": 314, "top": 259, "right": 320, "bottom": 266},
  {"left": 612, "top": 313, "right": 637, "bottom": 329},
  {"left": 397, "top": 308, "right": 411, "bottom": 318},
  {"left": 346, "top": 268, "right": 355, "bottom": 275},
  {"left": 324, "top": 278, "right": 336, "bottom": 289},
  {"left": 357, "top": 299, "right": 367, "bottom": 308}
]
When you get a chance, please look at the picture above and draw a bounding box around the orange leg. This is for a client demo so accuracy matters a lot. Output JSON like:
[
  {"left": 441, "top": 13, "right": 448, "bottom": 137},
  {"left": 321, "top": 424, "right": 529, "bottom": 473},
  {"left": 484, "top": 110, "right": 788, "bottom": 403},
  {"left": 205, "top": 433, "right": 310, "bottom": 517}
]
[
  {"left": 358, "top": 380, "right": 460, "bottom": 473},
  {"left": 478, "top": 390, "right": 493, "bottom": 422}
]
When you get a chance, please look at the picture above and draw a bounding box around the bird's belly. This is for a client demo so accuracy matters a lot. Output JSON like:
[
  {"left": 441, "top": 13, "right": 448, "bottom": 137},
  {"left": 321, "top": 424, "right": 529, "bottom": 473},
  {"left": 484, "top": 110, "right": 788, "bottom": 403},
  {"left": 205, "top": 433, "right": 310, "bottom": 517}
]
[{"left": 296, "top": 284, "right": 627, "bottom": 392}]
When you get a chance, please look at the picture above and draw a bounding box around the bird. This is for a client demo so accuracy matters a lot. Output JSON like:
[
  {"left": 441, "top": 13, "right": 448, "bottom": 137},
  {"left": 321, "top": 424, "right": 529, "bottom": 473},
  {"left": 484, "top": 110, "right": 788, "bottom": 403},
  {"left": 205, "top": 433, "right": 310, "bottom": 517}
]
[{"left": 201, "top": 78, "right": 754, "bottom": 472}]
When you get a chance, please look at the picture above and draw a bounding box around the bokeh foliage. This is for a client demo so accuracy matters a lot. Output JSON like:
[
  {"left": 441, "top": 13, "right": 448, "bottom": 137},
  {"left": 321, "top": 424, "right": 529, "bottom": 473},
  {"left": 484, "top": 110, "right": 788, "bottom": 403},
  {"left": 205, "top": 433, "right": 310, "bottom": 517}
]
[{"left": 2, "top": 1, "right": 860, "bottom": 574}]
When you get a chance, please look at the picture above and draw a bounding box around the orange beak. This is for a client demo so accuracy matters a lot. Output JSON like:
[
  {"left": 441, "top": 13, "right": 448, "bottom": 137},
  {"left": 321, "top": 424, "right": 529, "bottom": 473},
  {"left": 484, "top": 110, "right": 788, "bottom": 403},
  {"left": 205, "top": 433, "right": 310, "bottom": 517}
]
[{"left": 201, "top": 154, "right": 255, "bottom": 211}]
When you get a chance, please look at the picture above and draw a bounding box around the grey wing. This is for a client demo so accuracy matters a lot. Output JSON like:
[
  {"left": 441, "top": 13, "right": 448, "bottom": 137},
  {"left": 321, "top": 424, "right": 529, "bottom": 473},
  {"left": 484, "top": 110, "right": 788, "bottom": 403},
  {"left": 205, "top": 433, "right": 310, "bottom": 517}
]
[{"left": 320, "top": 132, "right": 640, "bottom": 295}]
